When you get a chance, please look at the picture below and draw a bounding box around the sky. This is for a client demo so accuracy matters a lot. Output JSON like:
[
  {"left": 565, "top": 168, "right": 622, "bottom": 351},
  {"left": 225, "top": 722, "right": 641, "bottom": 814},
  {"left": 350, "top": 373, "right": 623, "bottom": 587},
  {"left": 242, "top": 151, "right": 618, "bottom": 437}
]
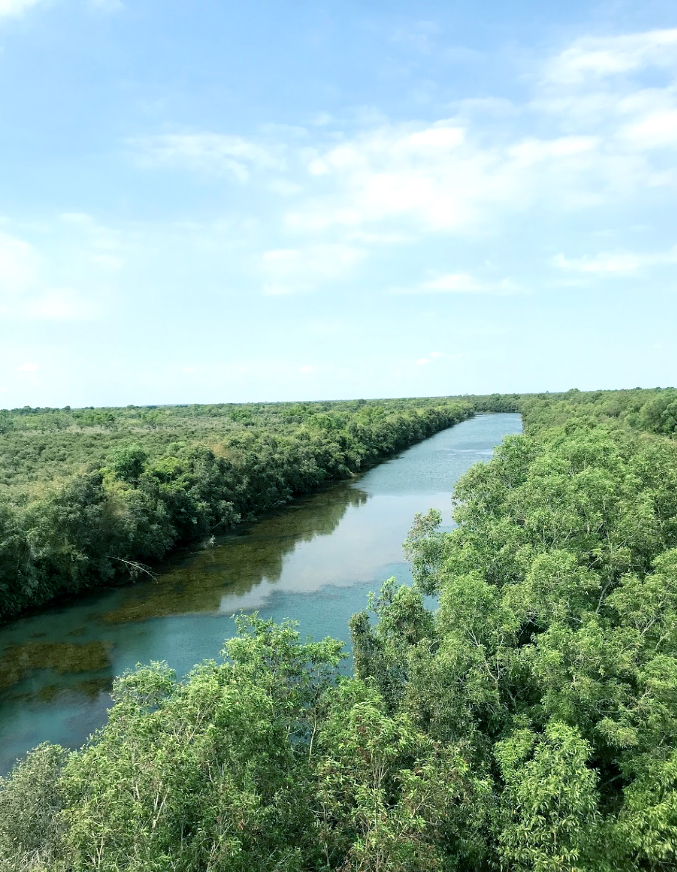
[{"left": 0, "top": 0, "right": 676, "bottom": 407}]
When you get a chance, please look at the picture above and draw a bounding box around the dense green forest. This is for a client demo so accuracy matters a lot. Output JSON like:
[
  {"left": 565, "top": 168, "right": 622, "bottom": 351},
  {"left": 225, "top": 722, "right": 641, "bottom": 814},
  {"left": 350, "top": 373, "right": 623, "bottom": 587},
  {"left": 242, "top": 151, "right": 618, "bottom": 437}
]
[
  {"left": 3, "top": 387, "right": 677, "bottom": 871},
  {"left": 0, "top": 396, "right": 518, "bottom": 622}
]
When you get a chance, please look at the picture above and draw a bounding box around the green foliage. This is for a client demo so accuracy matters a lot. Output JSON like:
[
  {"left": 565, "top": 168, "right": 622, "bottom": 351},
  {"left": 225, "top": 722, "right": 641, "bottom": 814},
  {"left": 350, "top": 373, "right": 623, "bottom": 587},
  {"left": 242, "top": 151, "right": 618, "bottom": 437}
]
[
  {"left": 107, "top": 444, "right": 149, "bottom": 482},
  {"left": 403, "top": 509, "right": 445, "bottom": 595},
  {"left": 350, "top": 578, "right": 434, "bottom": 713},
  {"left": 0, "top": 743, "right": 67, "bottom": 871},
  {"left": 0, "top": 620, "right": 344, "bottom": 872},
  {"left": 5, "top": 388, "right": 677, "bottom": 869},
  {"left": 495, "top": 722, "right": 602, "bottom": 872},
  {"left": 358, "top": 391, "right": 677, "bottom": 870},
  {"left": 0, "top": 397, "right": 475, "bottom": 620},
  {"left": 315, "top": 678, "right": 489, "bottom": 872}
]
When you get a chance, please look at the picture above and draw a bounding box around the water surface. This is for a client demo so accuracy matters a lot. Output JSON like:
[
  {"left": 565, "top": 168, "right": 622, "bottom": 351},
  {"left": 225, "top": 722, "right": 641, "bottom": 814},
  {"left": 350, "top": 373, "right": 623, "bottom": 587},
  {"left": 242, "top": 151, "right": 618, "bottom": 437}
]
[{"left": 0, "top": 413, "right": 521, "bottom": 773}]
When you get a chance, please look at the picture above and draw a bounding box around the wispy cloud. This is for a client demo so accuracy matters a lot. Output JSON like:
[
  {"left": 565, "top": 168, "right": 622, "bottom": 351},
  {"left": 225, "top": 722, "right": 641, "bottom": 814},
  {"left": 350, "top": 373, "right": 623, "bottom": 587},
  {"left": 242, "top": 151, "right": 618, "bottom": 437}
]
[
  {"left": 621, "top": 109, "right": 677, "bottom": 150},
  {"left": 131, "top": 133, "right": 281, "bottom": 181},
  {"left": 546, "top": 29, "right": 677, "bottom": 84},
  {"left": 122, "top": 27, "right": 677, "bottom": 269},
  {"left": 392, "top": 20, "right": 441, "bottom": 55},
  {"left": 554, "top": 246, "right": 677, "bottom": 276},
  {"left": 59, "top": 212, "right": 124, "bottom": 265},
  {"left": 391, "top": 272, "right": 521, "bottom": 294},
  {"left": 28, "top": 289, "right": 101, "bottom": 321},
  {"left": 284, "top": 119, "right": 641, "bottom": 237},
  {"left": 0, "top": 226, "right": 106, "bottom": 321},
  {"left": 239, "top": 26, "right": 676, "bottom": 273},
  {"left": 533, "top": 28, "right": 677, "bottom": 173}
]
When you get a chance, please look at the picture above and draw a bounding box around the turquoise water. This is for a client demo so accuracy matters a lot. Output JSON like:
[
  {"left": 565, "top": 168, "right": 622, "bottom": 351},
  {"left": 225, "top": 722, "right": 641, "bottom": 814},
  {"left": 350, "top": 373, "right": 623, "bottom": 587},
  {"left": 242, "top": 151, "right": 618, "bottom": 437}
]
[{"left": 0, "top": 413, "right": 522, "bottom": 774}]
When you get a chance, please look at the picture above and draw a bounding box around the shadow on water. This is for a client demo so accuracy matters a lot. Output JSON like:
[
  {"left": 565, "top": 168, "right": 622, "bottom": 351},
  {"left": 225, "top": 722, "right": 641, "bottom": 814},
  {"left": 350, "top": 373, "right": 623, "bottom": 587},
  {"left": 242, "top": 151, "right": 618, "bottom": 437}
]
[
  {"left": 0, "top": 482, "right": 368, "bottom": 703},
  {"left": 102, "top": 482, "right": 368, "bottom": 624}
]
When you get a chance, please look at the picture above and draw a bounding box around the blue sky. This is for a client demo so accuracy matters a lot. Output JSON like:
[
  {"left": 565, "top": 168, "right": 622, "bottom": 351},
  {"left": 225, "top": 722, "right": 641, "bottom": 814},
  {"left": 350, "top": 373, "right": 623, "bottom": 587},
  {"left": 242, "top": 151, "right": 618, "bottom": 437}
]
[{"left": 1, "top": 0, "right": 676, "bottom": 407}]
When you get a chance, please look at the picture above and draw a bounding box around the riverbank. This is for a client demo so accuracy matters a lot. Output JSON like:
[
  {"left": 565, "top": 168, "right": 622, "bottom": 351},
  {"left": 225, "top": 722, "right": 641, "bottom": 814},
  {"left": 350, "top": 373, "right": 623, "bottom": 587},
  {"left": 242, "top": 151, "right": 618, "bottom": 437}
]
[
  {"left": 0, "top": 398, "right": 480, "bottom": 624},
  {"left": 0, "top": 413, "right": 522, "bottom": 774}
]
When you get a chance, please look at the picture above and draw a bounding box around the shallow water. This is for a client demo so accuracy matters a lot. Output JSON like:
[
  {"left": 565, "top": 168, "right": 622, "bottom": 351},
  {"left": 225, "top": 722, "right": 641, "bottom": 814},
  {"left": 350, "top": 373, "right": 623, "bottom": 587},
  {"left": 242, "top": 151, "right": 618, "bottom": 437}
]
[{"left": 0, "top": 413, "right": 521, "bottom": 774}]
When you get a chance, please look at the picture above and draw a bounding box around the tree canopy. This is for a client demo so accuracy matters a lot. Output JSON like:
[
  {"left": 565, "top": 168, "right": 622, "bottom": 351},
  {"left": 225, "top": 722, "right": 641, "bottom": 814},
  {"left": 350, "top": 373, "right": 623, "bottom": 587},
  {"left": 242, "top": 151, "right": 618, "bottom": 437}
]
[
  {"left": 0, "top": 396, "right": 484, "bottom": 621},
  {"left": 2, "top": 388, "right": 677, "bottom": 870}
]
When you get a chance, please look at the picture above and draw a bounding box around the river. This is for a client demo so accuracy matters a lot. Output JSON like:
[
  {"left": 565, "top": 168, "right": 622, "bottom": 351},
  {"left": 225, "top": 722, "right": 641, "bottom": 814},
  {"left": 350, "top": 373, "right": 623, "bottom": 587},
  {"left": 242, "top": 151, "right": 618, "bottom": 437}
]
[{"left": 0, "top": 412, "right": 521, "bottom": 774}]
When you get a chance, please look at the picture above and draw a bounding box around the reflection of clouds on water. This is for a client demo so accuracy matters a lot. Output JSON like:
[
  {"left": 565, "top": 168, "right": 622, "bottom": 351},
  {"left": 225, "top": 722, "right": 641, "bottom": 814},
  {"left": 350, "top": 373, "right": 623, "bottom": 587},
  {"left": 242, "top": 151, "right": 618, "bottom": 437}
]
[
  {"left": 101, "top": 483, "right": 370, "bottom": 624},
  {"left": 217, "top": 491, "right": 450, "bottom": 613},
  {"left": 0, "top": 413, "right": 523, "bottom": 776}
]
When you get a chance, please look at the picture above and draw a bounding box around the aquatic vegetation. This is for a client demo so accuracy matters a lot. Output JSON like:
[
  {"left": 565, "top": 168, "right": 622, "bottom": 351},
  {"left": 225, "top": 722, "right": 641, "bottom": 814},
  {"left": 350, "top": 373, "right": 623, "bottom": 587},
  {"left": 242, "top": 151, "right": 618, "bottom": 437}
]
[{"left": 0, "top": 641, "right": 111, "bottom": 691}]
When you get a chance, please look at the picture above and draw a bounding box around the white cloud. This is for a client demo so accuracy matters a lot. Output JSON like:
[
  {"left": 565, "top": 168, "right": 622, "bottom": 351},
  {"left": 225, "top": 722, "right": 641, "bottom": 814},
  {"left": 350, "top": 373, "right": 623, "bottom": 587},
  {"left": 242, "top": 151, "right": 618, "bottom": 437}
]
[
  {"left": 117, "top": 28, "right": 677, "bottom": 258},
  {"left": 346, "top": 230, "right": 414, "bottom": 245},
  {"left": 17, "top": 362, "right": 38, "bottom": 373},
  {"left": 269, "top": 179, "right": 303, "bottom": 196},
  {"left": 422, "top": 273, "right": 485, "bottom": 292},
  {"left": 91, "top": 253, "right": 123, "bottom": 270},
  {"left": 508, "top": 135, "right": 599, "bottom": 164},
  {"left": 59, "top": 212, "right": 123, "bottom": 257},
  {"left": 0, "top": 225, "right": 107, "bottom": 321},
  {"left": 392, "top": 273, "right": 521, "bottom": 294},
  {"left": 453, "top": 97, "right": 518, "bottom": 117},
  {"left": 311, "top": 112, "right": 333, "bottom": 127},
  {"left": 265, "top": 27, "right": 677, "bottom": 249},
  {"left": 547, "top": 29, "right": 677, "bottom": 83},
  {"left": 0, "top": 0, "right": 42, "bottom": 18},
  {"left": 59, "top": 211, "right": 93, "bottom": 225},
  {"left": 285, "top": 118, "right": 639, "bottom": 236},
  {"left": 554, "top": 247, "right": 677, "bottom": 276},
  {"left": 289, "top": 122, "right": 498, "bottom": 233},
  {"left": 621, "top": 110, "right": 677, "bottom": 150},
  {"left": 131, "top": 133, "right": 280, "bottom": 181},
  {"left": 261, "top": 244, "right": 365, "bottom": 295}
]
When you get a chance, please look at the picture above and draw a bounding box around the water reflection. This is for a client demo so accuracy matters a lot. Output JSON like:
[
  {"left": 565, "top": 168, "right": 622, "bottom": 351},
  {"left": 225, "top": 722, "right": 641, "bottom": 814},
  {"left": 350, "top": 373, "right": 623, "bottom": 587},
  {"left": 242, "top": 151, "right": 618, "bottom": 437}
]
[
  {"left": 103, "top": 483, "right": 369, "bottom": 624},
  {"left": 0, "top": 481, "right": 372, "bottom": 771},
  {"left": 0, "top": 482, "right": 368, "bottom": 691},
  {"left": 0, "top": 413, "right": 523, "bottom": 773}
]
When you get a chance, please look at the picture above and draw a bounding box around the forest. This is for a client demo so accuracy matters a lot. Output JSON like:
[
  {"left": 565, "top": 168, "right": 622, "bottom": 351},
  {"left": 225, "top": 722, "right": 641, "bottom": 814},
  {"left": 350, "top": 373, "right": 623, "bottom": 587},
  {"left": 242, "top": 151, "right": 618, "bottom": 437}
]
[
  {"left": 2, "top": 386, "right": 677, "bottom": 870},
  {"left": 0, "top": 395, "right": 519, "bottom": 622}
]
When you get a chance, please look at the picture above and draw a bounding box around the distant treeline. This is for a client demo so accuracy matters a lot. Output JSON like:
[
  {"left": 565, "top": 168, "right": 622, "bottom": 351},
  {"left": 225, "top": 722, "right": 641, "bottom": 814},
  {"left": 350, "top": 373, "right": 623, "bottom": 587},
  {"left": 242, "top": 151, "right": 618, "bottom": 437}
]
[
  {"left": 4, "top": 387, "right": 677, "bottom": 870},
  {"left": 0, "top": 396, "right": 515, "bottom": 622},
  {"left": 521, "top": 385, "right": 677, "bottom": 436}
]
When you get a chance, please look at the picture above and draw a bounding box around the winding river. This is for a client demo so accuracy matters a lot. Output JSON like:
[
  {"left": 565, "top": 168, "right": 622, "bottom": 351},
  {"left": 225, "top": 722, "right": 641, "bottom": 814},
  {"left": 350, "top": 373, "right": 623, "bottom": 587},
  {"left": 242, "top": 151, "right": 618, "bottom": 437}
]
[{"left": 0, "top": 413, "right": 521, "bottom": 774}]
